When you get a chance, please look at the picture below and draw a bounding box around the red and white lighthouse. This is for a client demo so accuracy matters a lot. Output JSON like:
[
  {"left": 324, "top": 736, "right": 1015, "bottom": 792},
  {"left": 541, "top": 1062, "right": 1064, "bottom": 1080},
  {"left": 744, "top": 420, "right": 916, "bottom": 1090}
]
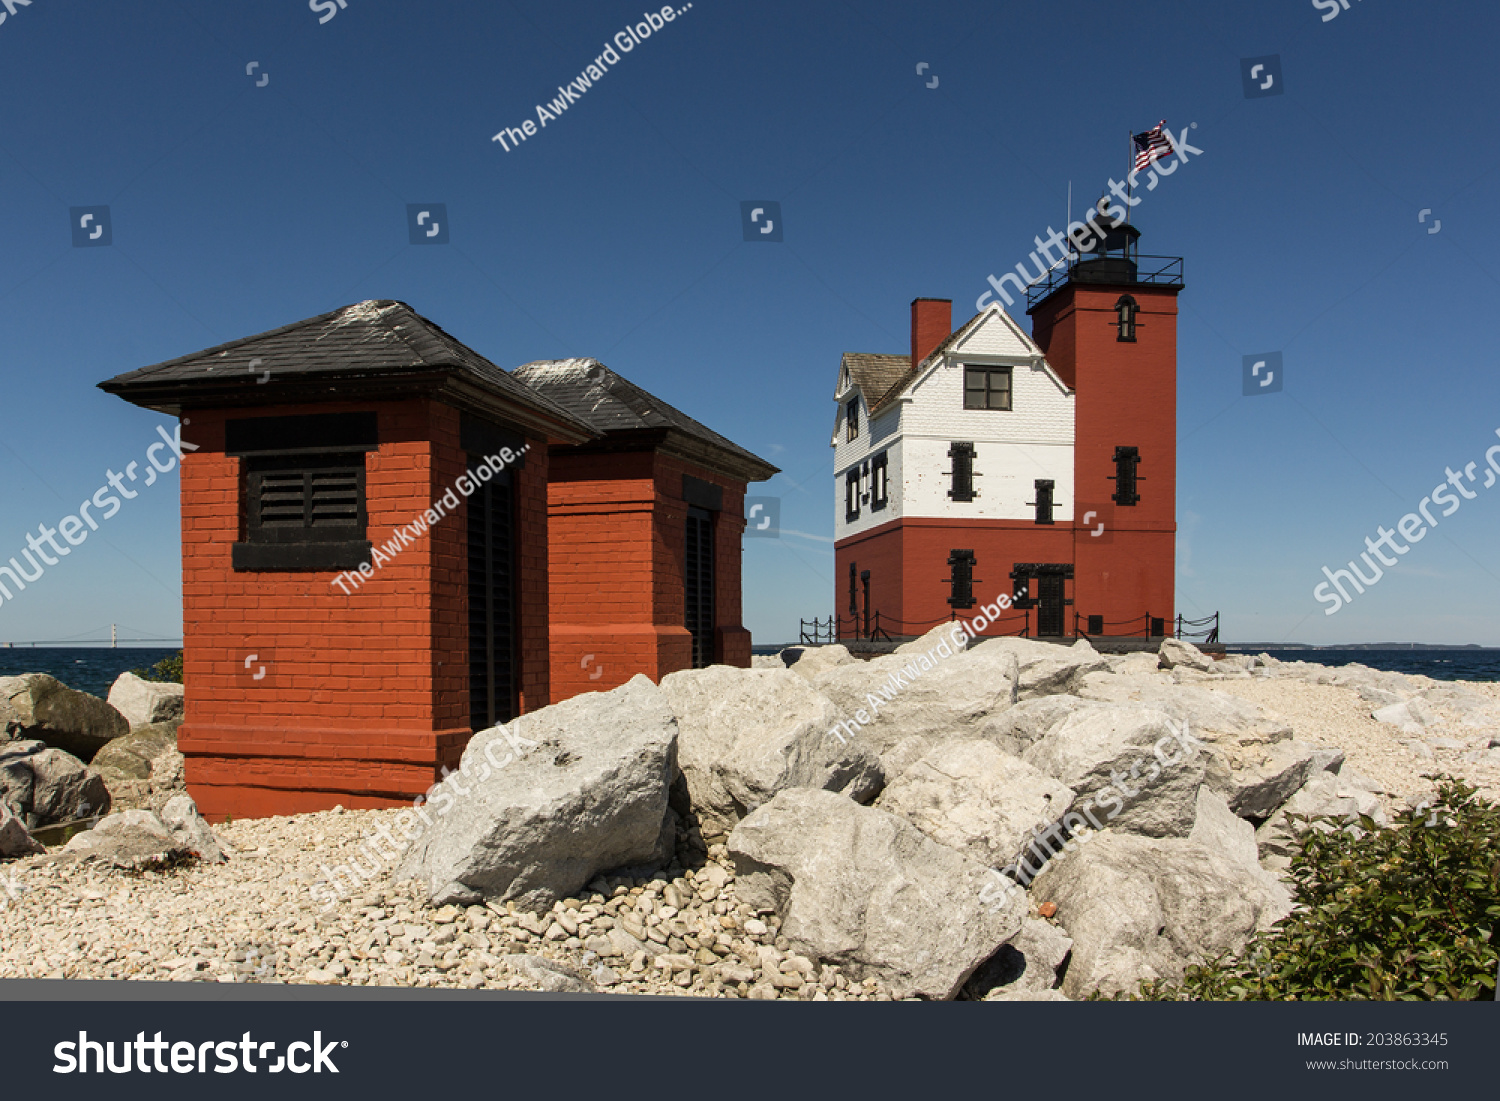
[{"left": 831, "top": 218, "right": 1181, "bottom": 640}]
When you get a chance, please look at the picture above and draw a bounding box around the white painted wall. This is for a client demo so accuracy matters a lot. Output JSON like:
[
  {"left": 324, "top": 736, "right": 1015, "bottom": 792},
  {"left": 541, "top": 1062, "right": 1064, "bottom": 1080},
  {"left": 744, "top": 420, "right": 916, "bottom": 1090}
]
[{"left": 833, "top": 305, "right": 1076, "bottom": 537}]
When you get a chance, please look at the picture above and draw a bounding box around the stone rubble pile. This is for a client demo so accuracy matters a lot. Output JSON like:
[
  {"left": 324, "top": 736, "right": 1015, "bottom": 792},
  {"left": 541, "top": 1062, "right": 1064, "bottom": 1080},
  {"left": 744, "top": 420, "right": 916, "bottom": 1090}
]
[{"left": 4, "top": 636, "right": 1499, "bottom": 1000}]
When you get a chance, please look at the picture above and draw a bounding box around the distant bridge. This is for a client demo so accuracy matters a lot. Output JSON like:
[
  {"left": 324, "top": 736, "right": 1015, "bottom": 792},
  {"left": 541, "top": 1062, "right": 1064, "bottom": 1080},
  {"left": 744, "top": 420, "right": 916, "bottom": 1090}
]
[{"left": 0, "top": 624, "right": 181, "bottom": 648}]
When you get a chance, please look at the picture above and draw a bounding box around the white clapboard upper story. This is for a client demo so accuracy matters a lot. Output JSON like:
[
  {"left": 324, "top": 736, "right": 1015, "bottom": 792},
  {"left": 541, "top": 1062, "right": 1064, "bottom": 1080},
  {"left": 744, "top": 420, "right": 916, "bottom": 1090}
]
[{"left": 832, "top": 303, "right": 1076, "bottom": 539}]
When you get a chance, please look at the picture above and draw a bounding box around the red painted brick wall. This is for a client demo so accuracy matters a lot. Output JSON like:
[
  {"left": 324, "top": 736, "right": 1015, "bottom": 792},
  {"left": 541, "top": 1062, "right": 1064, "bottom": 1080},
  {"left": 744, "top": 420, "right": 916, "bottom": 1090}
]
[
  {"left": 177, "top": 398, "right": 548, "bottom": 820},
  {"left": 837, "top": 517, "right": 1075, "bottom": 639},
  {"left": 1031, "top": 282, "right": 1178, "bottom": 632},
  {"left": 545, "top": 448, "right": 751, "bottom": 702}
]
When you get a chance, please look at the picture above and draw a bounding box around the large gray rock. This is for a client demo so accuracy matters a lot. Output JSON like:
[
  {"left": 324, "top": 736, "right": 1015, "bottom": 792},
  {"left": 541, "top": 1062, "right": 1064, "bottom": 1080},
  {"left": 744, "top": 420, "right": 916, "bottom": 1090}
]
[
  {"left": 1031, "top": 831, "right": 1291, "bottom": 999},
  {"left": 91, "top": 722, "right": 185, "bottom": 813},
  {"left": 1203, "top": 738, "right": 1320, "bottom": 820},
  {"left": 0, "top": 803, "right": 43, "bottom": 858},
  {"left": 1074, "top": 680, "right": 1314, "bottom": 818},
  {"left": 786, "top": 644, "right": 857, "bottom": 681},
  {"left": 975, "top": 637, "right": 1111, "bottom": 699},
  {"left": 1158, "top": 638, "right": 1213, "bottom": 673},
  {"left": 978, "top": 695, "right": 1103, "bottom": 756},
  {"left": 1256, "top": 770, "right": 1388, "bottom": 866},
  {"left": 0, "top": 675, "right": 128, "bottom": 762},
  {"left": 0, "top": 750, "right": 36, "bottom": 820},
  {"left": 658, "top": 665, "right": 882, "bottom": 831},
  {"left": 398, "top": 675, "right": 679, "bottom": 913},
  {"left": 877, "top": 739, "right": 1074, "bottom": 868},
  {"left": 90, "top": 723, "right": 177, "bottom": 781},
  {"left": 59, "top": 808, "right": 189, "bottom": 867},
  {"left": 965, "top": 916, "right": 1073, "bottom": 998},
  {"left": 26, "top": 748, "right": 110, "bottom": 824},
  {"left": 106, "top": 672, "right": 185, "bottom": 728},
  {"left": 812, "top": 629, "right": 1019, "bottom": 756},
  {"left": 1372, "top": 698, "right": 1438, "bottom": 734},
  {"left": 160, "top": 794, "right": 224, "bottom": 863},
  {"left": 1022, "top": 707, "right": 1206, "bottom": 838},
  {"left": 729, "top": 788, "right": 1026, "bottom": 999}
]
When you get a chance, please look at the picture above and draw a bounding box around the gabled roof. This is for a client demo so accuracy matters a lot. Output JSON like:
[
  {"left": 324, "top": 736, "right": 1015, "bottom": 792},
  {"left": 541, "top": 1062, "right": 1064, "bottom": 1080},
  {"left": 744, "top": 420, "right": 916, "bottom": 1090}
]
[
  {"left": 99, "top": 300, "right": 596, "bottom": 443},
  {"left": 512, "top": 358, "right": 779, "bottom": 483},
  {"left": 838, "top": 353, "right": 912, "bottom": 409},
  {"left": 855, "top": 304, "right": 1057, "bottom": 416}
]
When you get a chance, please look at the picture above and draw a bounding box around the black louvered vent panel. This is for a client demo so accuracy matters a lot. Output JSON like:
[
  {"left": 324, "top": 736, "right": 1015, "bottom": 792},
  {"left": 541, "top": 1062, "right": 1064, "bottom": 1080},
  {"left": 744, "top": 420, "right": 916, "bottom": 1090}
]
[
  {"left": 468, "top": 467, "right": 516, "bottom": 732},
  {"left": 686, "top": 507, "right": 715, "bottom": 668},
  {"left": 307, "top": 470, "right": 361, "bottom": 526},
  {"left": 246, "top": 454, "right": 364, "bottom": 544},
  {"left": 949, "top": 442, "right": 976, "bottom": 502}
]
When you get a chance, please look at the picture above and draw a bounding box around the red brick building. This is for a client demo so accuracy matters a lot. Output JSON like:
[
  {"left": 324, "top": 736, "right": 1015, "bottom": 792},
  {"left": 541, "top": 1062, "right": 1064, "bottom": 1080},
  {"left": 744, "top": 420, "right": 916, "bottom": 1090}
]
[
  {"left": 100, "top": 302, "right": 774, "bottom": 819},
  {"left": 513, "top": 360, "right": 776, "bottom": 702},
  {"left": 832, "top": 218, "right": 1180, "bottom": 640}
]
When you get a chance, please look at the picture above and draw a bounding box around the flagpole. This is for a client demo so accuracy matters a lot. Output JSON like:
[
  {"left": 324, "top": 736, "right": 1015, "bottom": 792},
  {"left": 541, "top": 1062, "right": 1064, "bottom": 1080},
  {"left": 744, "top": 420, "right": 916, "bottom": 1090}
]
[{"left": 1125, "top": 129, "right": 1133, "bottom": 229}]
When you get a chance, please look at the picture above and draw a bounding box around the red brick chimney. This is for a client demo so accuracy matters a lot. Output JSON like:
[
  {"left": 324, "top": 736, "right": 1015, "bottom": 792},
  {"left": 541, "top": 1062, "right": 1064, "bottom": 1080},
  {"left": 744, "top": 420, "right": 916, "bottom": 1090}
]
[{"left": 911, "top": 298, "right": 952, "bottom": 370}]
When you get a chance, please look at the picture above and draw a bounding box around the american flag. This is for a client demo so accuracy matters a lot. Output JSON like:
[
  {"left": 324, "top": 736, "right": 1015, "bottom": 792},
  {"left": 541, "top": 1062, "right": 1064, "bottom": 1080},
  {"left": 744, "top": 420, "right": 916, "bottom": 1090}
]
[{"left": 1133, "top": 121, "right": 1173, "bottom": 172}]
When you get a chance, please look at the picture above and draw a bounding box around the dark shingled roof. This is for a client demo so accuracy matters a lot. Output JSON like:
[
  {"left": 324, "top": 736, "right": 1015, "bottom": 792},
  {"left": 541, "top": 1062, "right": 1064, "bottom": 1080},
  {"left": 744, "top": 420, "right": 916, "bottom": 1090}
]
[
  {"left": 839, "top": 353, "right": 912, "bottom": 411},
  {"left": 99, "top": 300, "right": 595, "bottom": 440},
  {"left": 844, "top": 310, "right": 997, "bottom": 416},
  {"left": 512, "top": 358, "right": 779, "bottom": 482}
]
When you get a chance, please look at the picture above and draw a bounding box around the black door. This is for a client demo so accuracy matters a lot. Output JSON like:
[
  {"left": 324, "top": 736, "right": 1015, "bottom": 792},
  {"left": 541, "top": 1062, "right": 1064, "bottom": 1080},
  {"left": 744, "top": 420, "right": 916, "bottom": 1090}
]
[
  {"left": 1037, "top": 573, "right": 1066, "bottom": 636},
  {"left": 468, "top": 462, "right": 516, "bottom": 730},
  {"left": 685, "top": 506, "right": 715, "bottom": 668}
]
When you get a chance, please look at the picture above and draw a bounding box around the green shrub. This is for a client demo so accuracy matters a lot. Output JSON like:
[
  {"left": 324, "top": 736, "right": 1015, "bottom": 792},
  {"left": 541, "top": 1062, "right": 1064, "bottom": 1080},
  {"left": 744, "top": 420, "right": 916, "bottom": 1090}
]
[
  {"left": 1134, "top": 775, "right": 1500, "bottom": 1001},
  {"left": 128, "top": 650, "right": 183, "bottom": 684}
]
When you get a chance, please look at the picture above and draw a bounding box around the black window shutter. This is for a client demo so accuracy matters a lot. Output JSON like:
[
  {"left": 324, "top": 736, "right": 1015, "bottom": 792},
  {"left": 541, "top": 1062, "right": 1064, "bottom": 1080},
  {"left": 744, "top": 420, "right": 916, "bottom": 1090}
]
[
  {"left": 848, "top": 562, "right": 858, "bottom": 616},
  {"left": 468, "top": 463, "right": 516, "bottom": 730},
  {"left": 1033, "top": 479, "right": 1055, "bottom": 525},
  {"left": 1111, "top": 446, "right": 1141, "bottom": 506},
  {"left": 685, "top": 507, "right": 716, "bottom": 668},
  {"left": 947, "top": 549, "right": 976, "bottom": 609},
  {"left": 948, "top": 442, "right": 976, "bottom": 502},
  {"left": 871, "top": 453, "right": 888, "bottom": 510},
  {"left": 845, "top": 470, "right": 861, "bottom": 521}
]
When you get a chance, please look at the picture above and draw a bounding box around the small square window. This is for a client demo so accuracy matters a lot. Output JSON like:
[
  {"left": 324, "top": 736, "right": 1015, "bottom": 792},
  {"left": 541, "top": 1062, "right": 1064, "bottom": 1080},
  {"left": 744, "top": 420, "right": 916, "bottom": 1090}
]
[{"left": 963, "top": 366, "right": 1012, "bottom": 410}]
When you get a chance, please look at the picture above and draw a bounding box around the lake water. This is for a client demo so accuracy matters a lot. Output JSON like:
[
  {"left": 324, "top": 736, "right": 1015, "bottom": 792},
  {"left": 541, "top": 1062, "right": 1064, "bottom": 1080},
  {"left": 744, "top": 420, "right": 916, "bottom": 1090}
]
[
  {"left": 1235, "top": 648, "right": 1500, "bottom": 683},
  {"left": 0, "top": 648, "right": 180, "bottom": 698},
  {"left": 2, "top": 645, "right": 1495, "bottom": 701}
]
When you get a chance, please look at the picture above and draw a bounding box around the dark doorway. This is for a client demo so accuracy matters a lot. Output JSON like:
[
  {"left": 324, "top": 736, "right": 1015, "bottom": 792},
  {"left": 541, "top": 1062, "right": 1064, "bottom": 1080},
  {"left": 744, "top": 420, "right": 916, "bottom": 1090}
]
[
  {"left": 1037, "top": 573, "right": 1067, "bottom": 636},
  {"left": 468, "top": 461, "right": 516, "bottom": 731},
  {"left": 685, "top": 506, "right": 715, "bottom": 668}
]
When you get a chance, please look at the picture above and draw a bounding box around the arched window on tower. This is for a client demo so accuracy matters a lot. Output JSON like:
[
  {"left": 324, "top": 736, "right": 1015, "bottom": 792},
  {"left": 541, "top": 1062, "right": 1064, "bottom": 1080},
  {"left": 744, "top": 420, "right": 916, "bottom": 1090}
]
[{"left": 1114, "top": 295, "right": 1138, "bottom": 343}]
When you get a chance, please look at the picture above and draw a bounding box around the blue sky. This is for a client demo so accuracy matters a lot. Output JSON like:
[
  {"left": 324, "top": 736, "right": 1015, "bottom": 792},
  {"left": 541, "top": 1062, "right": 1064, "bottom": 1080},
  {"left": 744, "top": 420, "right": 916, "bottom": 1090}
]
[{"left": 0, "top": 0, "right": 1496, "bottom": 648}]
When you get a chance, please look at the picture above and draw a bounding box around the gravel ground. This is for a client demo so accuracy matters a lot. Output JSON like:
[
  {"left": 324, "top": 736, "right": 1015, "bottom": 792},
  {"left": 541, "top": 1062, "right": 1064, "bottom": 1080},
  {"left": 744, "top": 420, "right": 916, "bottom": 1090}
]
[
  {"left": 1204, "top": 666, "right": 1500, "bottom": 809},
  {"left": 0, "top": 810, "right": 897, "bottom": 999}
]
